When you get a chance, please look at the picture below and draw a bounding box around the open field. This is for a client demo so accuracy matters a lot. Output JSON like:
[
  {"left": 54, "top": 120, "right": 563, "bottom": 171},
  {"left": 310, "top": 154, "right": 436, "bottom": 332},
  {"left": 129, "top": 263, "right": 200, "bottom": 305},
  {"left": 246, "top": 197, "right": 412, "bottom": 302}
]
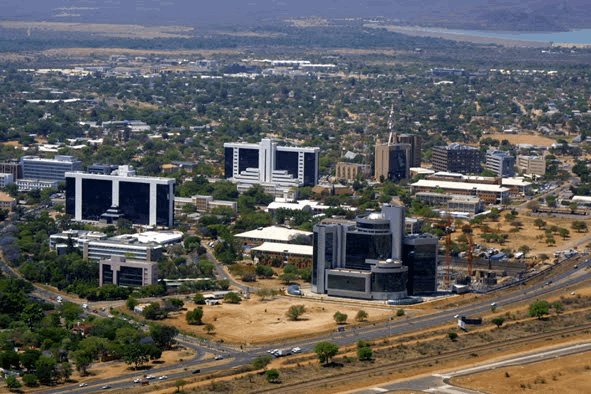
[
  {"left": 163, "top": 296, "right": 397, "bottom": 345},
  {"left": 451, "top": 349, "right": 591, "bottom": 393},
  {"left": 484, "top": 132, "right": 557, "bottom": 147}
]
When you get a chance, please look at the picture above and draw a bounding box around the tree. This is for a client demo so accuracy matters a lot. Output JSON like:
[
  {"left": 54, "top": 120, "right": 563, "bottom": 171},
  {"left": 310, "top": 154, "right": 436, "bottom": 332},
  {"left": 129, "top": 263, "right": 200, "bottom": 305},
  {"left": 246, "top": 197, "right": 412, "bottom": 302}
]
[
  {"left": 572, "top": 221, "right": 588, "bottom": 233},
  {"left": 193, "top": 292, "right": 206, "bottom": 304},
  {"left": 204, "top": 323, "right": 215, "bottom": 335},
  {"left": 126, "top": 297, "right": 139, "bottom": 311},
  {"left": 186, "top": 308, "right": 204, "bottom": 325},
  {"left": 149, "top": 324, "right": 178, "bottom": 349},
  {"left": 223, "top": 292, "right": 241, "bottom": 304},
  {"left": 357, "top": 340, "right": 372, "bottom": 361},
  {"left": 333, "top": 311, "right": 348, "bottom": 325},
  {"left": 314, "top": 342, "right": 339, "bottom": 365},
  {"left": 142, "top": 303, "right": 167, "bottom": 320},
  {"left": 448, "top": 332, "right": 458, "bottom": 341},
  {"left": 553, "top": 301, "right": 564, "bottom": 316},
  {"left": 355, "top": 310, "right": 368, "bottom": 322},
  {"left": 529, "top": 300, "right": 550, "bottom": 320},
  {"left": 518, "top": 245, "right": 531, "bottom": 257},
  {"left": 252, "top": 355, "right": 272, "bottom": 370},
  {"left": 5, "top": 376, "right": 21, "bottom": 391},
  {"left": 123, "top": 342, "right": 150, "bottom": 369},
  {"left": 265, "top": 369, "right": 280, "bottom": 383},
  {"left": 73, "top": 350, "right": 93, "bottom": 376},
  {"left": 492, "top": 317, "right": 505, "bottom": 328},
  {"left": 286, "top": 305, "right": 306, "bottom": 321},
  {"left": 175, "top": 380, "right": 187, "bottom": 393},
  {"left": 559, "top": 228, "right": 570, "bottom": 240},
  {"left": 533, "top": 218, "right": 546, "bottom": 229},
  {"left": 22, "top": 374, "right": 38, "bottom": 387},
  {"left": 35, "top": 355, "right": 57, "bottom": 385},
  {"left": 20, "top": 349, "right": 42, "bottom": 371}
]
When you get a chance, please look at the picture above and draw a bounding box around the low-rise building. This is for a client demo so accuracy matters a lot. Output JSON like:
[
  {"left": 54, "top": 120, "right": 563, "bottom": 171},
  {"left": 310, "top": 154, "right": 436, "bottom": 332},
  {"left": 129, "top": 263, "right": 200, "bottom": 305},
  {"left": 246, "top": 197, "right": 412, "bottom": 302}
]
[
  {"left": 235, "top": 225, "right": 312, "bottom": 246},
  {"left": 0, "top": 191, "right": 15, "bottom": 209},
  {"left": 411, "top": 179, "right": 509, "bottom": 204},
  {"left": 335, "top": 162, "right": 371, "bottom": 182},
  {"left": 251, "top": 242, "right": 313, "bottom": 268},
  {"left": 16, "top": 179, "right": 59, "bottom": 191},
  {"left": 485, "top": 150, "right": 515, "bottom": 177},
  {"left": 516, "top": 155, "right": 546, "bottom": 176},
  {"left": 99, "top": 256, "right": 158, "bottom": 287}
]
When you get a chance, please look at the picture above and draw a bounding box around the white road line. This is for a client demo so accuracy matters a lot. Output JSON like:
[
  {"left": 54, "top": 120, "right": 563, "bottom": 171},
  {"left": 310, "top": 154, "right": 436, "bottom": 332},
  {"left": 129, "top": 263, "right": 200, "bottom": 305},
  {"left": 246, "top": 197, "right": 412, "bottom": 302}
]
[{"left": 371, "top": 388, "right": 388, "bottom": 392}]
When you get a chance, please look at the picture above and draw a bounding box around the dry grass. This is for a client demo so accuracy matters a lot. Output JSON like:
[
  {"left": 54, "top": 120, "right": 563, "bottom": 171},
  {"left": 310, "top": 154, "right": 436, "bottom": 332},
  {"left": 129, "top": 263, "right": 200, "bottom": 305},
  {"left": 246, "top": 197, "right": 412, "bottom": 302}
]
[{"left": 484, "top": 132, "right": 557, "bottom": 147}]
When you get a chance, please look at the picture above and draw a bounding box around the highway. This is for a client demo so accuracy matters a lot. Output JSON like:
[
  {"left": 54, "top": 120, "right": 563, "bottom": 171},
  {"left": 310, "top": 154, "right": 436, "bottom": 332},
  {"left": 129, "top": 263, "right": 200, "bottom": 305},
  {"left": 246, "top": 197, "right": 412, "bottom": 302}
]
[{"left": 41, "top": 257, "right": 591, "bottom": 393}]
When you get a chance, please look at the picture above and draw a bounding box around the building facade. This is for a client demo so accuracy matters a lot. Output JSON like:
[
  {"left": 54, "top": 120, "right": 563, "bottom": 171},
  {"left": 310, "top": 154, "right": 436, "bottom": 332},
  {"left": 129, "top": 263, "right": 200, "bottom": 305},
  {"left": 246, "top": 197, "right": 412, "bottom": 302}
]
[
  {"left": 432, "top": 144, "right": 481, "bottom": 174},
  {"left": 485, "top": 150, "right": 515, "bottom": 177},
  {"left": 99, "top": 256, "right": 158, "bottom": 287},
  {"left": 396, "top": 134, "right": 422, "bottom": 168},
  {"left": 312, "top": 204, "right": 434, "bottom": 300},
  {"left": 375, "top": 141, "right": 411, "bottom": 181},
  {"left": 0, "top": 173, "right": 13, "bottom": 188},
  {"left": 65, "top": 165, "right": 175, "bottom": 227},
  {"left": 0, "top": 161, "right": 22, "bottom": 180},
  {"left": 21, "top": 155, "right": 82, "bottom": 181},
  {"left": 224, "top": 138, "right": 320, "bottom": 197},
  {"left": 335, "top": 162, "right": 371, "bottom": 182},
  {"left": 411, "top": 179, "right": 509, "bottom": 204},
  {"left": 516, "top": 155, "right": 546, "bottom": 176}
]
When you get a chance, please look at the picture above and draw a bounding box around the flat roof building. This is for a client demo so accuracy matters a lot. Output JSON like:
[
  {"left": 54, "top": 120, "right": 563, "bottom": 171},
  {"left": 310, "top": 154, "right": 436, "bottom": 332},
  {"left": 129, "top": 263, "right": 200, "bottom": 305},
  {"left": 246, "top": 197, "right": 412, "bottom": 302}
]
[
  {"left": 516, "top": 155, "right": 546, "bottom": 176},
  {"left": 65, "top": 165, "right": 175, "bottom": 227},
  {"left": 224, "top": 138, "right": 320, "bottom": 198},
  {"left": 235, "top": 225, "right": 312, "bottom": 245},
  {"left": 432, "top": 144, "right": 480, "bottom": 174},
  {"left": 485, "top": 150, "right": 515, "bottom": 177},
  {"left": 411, "top": 179, "right": 509, "bottom": 204},
  {"left": 251, "top": 242, "right": 313, "bottom": 268},
  {"left": 21, "top": 155, "right": 82, "bottom": 181},
  {"left": 99, "top": 256, "right": 158, "bottom": 287}
]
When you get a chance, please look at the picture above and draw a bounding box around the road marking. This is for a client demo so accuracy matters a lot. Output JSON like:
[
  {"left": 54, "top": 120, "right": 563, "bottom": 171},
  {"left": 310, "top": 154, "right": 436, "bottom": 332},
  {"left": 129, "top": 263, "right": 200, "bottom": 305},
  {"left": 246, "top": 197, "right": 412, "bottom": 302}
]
[
  {"left": 426, "top": 385, "right": 472, "bottom": 393},
  {"left": 371, "top": 388, "right": 388, "bottom": 392},
  {"left": 433, "top": 373, "right": 451, "bottom": 378}
]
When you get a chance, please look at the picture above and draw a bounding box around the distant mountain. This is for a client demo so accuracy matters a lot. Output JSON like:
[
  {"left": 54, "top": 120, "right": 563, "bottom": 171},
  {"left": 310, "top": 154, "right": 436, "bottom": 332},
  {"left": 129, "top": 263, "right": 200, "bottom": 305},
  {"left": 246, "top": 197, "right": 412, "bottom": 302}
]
[{"left": 1, "top": 0, "right": 591, "bottom": 31}]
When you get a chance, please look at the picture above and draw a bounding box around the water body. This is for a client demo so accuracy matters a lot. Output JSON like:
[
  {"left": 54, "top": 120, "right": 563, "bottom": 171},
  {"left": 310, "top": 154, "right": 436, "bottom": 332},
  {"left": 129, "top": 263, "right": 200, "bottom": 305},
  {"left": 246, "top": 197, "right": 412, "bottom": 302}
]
[{"left": 399, "top": 26, "right": 591, "bottom": 45}]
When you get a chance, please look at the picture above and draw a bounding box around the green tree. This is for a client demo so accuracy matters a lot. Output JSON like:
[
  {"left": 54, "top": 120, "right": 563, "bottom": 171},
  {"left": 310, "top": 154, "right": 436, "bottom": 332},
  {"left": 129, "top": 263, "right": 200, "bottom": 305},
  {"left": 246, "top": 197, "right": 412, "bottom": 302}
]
[
  {"left": 204, "top": 323, "right": 215, "bottom": 335},
  {"left": 20, "top": 349, "right": 42, "bottom": 371},
  {"left": 286, "top": 305, "right": 306, "bottom": 321},
  {"left": 333, "top": 311, "right": 348, "bottom": 325},
  {"left": 186, "top": 308, "right": 204, "bottom": 325},
  {"left": 22, "top": 374, "right": 38, "bottom": 387},
  {"left": 252, "top": 355, "right": 273, "bottom": 370},
  {"left": 448, "top": 332, "right": 458, "bottom": 341},
  {"left": 175, "top": 379, "right": 187, "bottom": 393},
  {"left": 142, "top": 303, "right": 167, "bottom": 320},
  {"left": 357, "top": 340, "right": 372, "bottom": 361},
  {"left": 223, "top": 292, "right": 241, "bottom": 304},
  {"left": 193, "top": 292, "right": 206, "bottom": 305},
  {"left": 533, "top": 218, "right": 546, "bottom": 229},
  {"left": 314, "top": 342, "right": 339, "bottom": 365},
  {"left": 265, "top": 369, "right": 280, "bottom": 383},
  {"left": 126, "top": 297, "right": 139, "bottom": 311},
  {"left": 149, "top": 324, "right": 178, "bottom": 349},
  {"left": 355, "top": 310, "right": 368, "bottom": 322},
  {"left": 73, "top": 350, "right": 93, "bottom": 376},
  {"left": 553, "top": 301, "right": 564, "bottom": 316},
  {"left": 529, "top": 300, "right": 550, "bottom": 320},
  {"left": 572, "top": 221, "right": 588, "bottom": 233},
  {"left": 492, "top": 317, "right": 505, "bottom": 327},
  {"left": 5, "top": 375, "right": 21, "bottom": 391},
  {"left": 35, "top": 355, "right": 57, "bottom": 385},
  {"left": 559, "top": 228, "right": 570, "bottom": 239},
  {"left": 396, "top": 309, "right": 405, "bottom": 317}
]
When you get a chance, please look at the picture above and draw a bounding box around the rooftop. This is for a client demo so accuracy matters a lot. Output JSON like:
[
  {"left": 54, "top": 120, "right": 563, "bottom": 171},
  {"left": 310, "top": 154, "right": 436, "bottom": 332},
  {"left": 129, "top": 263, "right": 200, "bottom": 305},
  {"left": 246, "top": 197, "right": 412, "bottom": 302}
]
[
  {"left": 251, "top": 242, "right": 313, "bottom": 256},
  {"left": 411, "top": 179, "right": 509, "bottom": 193},
  {"left": 235, "top": 225, "right": 312, "bottom": 242}
]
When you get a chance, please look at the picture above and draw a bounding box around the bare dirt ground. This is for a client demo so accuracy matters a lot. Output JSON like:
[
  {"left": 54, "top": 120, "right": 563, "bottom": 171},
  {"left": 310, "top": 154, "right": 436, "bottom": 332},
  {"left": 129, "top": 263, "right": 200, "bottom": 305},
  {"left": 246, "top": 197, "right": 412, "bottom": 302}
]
[
  {"left": 484, "top": 133, "right": 557, "bottom": 146},
  {"left": 453, "top": 212, "right": 591, "bottom": 260},
  {"left": 451, "top": 349, "right": 591, "bottom": 393},
  {"left": 164, "top": 296, "right": 396, "bottom": 345},
  {"left": 0, "top": 21, "right": 194, "bottom": 39}
]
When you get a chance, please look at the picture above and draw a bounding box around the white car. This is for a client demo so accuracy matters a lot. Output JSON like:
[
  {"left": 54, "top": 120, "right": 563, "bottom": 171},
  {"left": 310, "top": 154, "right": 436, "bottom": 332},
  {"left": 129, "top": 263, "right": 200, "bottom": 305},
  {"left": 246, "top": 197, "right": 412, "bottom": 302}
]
[
  {"left": 79, "top": 383, "right": 88, "bottom": 387},
  {"left": 291, "top": 347, "right": 302, "bottom": 353},
  {"left": 133, "top": 378, "right": 142, "bottom": 383},
  {"left": 158, "top": 375, "right": 168, "bottom": 380},
  {"left": 146, "top": 375, "right": 156, "bottom": 380},
  {"left": 214, "top": 355, "right": 224, "bottom": 360}
]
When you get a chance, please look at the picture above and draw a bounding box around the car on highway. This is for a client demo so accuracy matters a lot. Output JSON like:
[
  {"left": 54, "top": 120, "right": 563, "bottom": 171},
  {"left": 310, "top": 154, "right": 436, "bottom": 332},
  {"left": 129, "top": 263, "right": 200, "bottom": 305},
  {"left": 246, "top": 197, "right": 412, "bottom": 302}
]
[
  {"left": 158, "top": 375, "right": 168, "bottom": 380},
  {"left": 291, "top": 347, "right": 302, "bottom": 353},
  {"left": 192, "top": 369, "right": 201, "bottom": 374},
  {"left": 101, "top": 385, "right": 111, "bottom": 390},
  {"left": 79, "top": 383, "right": 88, "bottom": 387},
  {"left": 133, "top": 378, "right": 142, "bottom": 383},
  {"left": 214, "top": 355, "right": 224, "bottom": 360},
  {"left": 146, "top": 375, "right": 156, "bottom": 379}
]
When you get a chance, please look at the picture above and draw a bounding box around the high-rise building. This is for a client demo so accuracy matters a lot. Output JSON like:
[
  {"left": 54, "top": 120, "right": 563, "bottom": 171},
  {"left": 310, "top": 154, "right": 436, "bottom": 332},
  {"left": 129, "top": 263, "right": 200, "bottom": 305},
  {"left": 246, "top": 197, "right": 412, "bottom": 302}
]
[
  {"left": 65, "top": 165, "right": 175, "bottom": 227},
  {"left": 312, "top": 204, "right": 436, "bottom": 300},
  {"left": 485, "top": 149, "right": 515, "bottom": 177},
  {"left": 224, "top": 138, "right": 320, "bottom": 198},
  {"left": 402, "top": 234, "right": 438, "bottom": 295},
  {"left": 375, "top": 135, "right": 411, "bottom": 182},
  {"left": 432, "top": 144, "right": 481, "bottom": 174},
  {"left": 396, "top": 134, "right": 422, "bottom": 168},
  {"left": 0, "top": 161, "right": 22, "bottom": 180},
  {"left": 21, "top": 155, "right": 82, "bottom": 181}
]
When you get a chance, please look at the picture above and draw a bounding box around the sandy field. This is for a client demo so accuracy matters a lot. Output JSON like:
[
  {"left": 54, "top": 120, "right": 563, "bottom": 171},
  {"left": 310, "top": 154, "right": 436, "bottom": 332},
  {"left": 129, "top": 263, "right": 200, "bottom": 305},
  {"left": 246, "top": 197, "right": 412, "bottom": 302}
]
[
  {"left": 452, "top": 350, "right": 591, "bottom": 393},
  {"left": 455, "top": 212, "right": 591, "bottom": 258},
  {"left": 484, "top": 133, "right": 557, "bottom": 147},
  {"left": 165, "top": 296, "right": 395, "bottom": 345}
]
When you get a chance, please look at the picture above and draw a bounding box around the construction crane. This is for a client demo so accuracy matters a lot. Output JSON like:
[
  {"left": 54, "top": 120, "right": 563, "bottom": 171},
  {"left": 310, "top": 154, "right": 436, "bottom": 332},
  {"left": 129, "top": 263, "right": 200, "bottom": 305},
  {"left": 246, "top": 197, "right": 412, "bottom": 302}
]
[{"left": 462, "top": 224, "right": 474, "bottom": 276}]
